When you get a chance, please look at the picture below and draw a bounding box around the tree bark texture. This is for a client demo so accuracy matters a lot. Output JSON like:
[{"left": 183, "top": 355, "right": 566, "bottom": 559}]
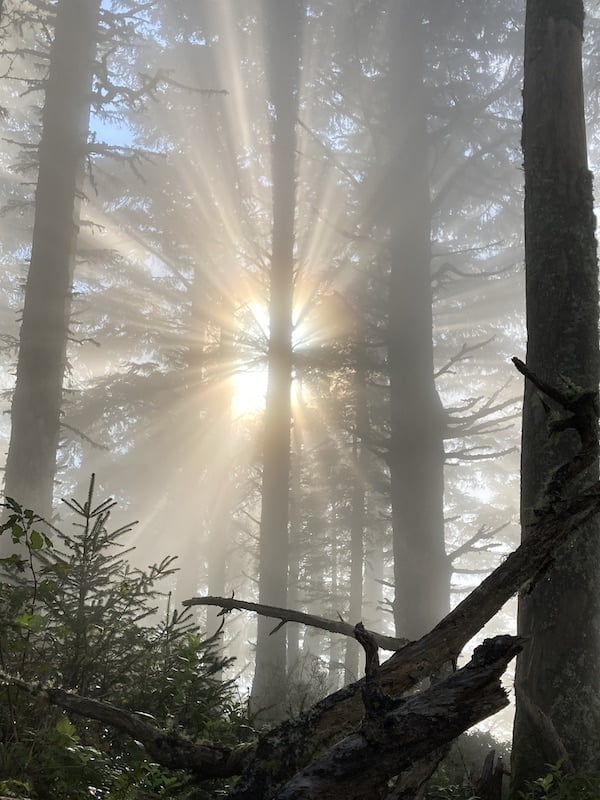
[
  {"left": 4, "top": 0, "right": 101, "bottom": 522},
  {"left": 251, "top": 0, "right": 303, "bottom": 719},
  {"left": 512, "top": 0, "right": 600, "bottom": 791},
  {"left": 385, "top": 0, "right": 449, "bottom": 639}
]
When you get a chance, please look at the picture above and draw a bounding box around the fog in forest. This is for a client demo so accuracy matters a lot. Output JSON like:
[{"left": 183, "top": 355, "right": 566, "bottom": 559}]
[{"left": 2, "top": 1, "right": 600, "bottom": 762}]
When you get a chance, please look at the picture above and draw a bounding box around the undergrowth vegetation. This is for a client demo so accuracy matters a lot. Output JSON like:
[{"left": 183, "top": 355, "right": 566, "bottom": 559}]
[
  {"left": 0, "top": 477, "right": 247, "bottom": 799},
  {"left": 1, "top": 479, "right": 597, "bottom": 800}
]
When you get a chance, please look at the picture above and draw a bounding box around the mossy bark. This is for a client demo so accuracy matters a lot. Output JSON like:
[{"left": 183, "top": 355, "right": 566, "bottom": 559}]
[
  {"left": 3, "top": 0, "right": 101, "bottom": 522},
  {"left": 511, "top": 0, "right": 600, "bottom": 792}
]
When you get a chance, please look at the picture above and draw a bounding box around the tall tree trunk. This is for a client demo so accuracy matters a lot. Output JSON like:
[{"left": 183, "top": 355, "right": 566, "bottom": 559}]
[
  {"left": 328, "top": 493, "right": 343, "bottom": 690},
  {"left": 3, "top": 0, "right": 101, "bottom": 522},
  {"left": 287, "top": 425, "right": 303, "bottom": 676},
  {"left": 385, "top": 0, "right": 449, "bottom": 639},
  {"left": 344, "top": 319, "right": 369, "bottom": 684},
  {"left": 250, "top": 0, "right": 303, "bottom": 720},
  {"left": 511, "top": 1, "right": 600, "bottom": 792},
  {"left": 205, "top": 321, "right": 235, "bottom": 646}
]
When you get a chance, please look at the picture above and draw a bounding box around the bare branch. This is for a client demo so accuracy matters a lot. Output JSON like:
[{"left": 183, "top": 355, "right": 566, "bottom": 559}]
[
  {"left": 449, "top": 522, "right": 510, "bottom": 562},
  {"left": 435, "top": 338, "right": 494, "bottom": 379},
  {"left": 182, "top": 596, "right": 408, "bottom": 651}
]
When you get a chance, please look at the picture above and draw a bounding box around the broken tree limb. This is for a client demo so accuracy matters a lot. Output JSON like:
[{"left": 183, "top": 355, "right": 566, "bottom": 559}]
[
  {"left": 0, "top": 671, "right": 252, "bottom": 779},
  {"left": 512, "top": 356, "right": 599, "bottom": 505},
  {"left": 182, "top": 595, "right": 408, "bottom": 651},
  {"left": 229, "top": 484, "right": 600, "bottom": 799},
  {"left": 266, "top": 636, "right": 523, "bottom": 800},
  {"left": 354, "top": 622, "right": 398, "bottom": 743}
]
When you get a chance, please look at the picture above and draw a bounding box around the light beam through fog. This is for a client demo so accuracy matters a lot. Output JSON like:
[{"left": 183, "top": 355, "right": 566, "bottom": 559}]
[{"left": 0, "top": 0, "right": 542, "bottom": 748}]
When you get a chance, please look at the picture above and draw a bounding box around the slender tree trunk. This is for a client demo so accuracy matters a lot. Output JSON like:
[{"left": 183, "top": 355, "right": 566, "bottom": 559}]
[
  {"left": 328, "top": 494, "right": 343, "bottom": 690},
  {"left": 171, "top": 287, "right": 211, "bottom": 614},
  {"left": 385, "top": 0, "right": 449, "bottom": 639},
  {"left": 363, "top": 527, "right": 384, "bottom": 631},
  {"left": 3, "top": 0, "right": 101, "bottom": 522},
  {"left": 205, "top": 322, "right": 236, "bottom": 647},
  {"left": 287, "top": 425, "right": 303, "bottom": 675},
  {"left": 250, "top": 0, "right": 303, "bottom": 719},
  {"left": 511, "top": 1, "right": 600, "bottom": 792},
  {"left": 344, "top": 326, "right": 369, "bottom": 684}
]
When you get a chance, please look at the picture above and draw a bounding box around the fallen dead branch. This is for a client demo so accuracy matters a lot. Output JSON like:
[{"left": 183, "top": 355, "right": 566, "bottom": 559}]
[
  {"left": 182, "top": 595, "right": 408, "bottom": 651},
  {"left": 0, "top": 671, "right": 253, "bottom": 779}
]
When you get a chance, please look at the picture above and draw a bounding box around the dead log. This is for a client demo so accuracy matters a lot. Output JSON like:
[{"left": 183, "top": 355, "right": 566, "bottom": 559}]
[
  {"left": 187, "top": 483, "right": 600, "bottom": 797},
  {"left": 261, "top": 636, "right": 522, "bottom": 800}
]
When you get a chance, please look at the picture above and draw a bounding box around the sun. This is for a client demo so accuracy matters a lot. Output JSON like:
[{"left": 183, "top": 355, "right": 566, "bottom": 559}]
[
  {"left": 229, "top": 292, "right": 341, "bottom": 419},
  {"left": 231, "top": 362, "right": 268, "bottom": 418}
]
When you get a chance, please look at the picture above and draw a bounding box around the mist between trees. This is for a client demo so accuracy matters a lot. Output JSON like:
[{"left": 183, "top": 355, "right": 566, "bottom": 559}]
[{"left": 0, "top": 1, "right": 600, "bottom": 799}]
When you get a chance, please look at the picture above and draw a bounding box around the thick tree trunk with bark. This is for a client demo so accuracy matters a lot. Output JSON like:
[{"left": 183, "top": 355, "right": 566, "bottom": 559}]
[
  {"left": 3, "top": 0, "right": 101, "bottom": 522},
  {"left": 511, "top": 0, "right": 600, "bottom": 792},
  {"left": 251, "top": 0, "right": 303, "bottom": 719},
  {"left": 385, "top": 0, "right": 449, "bottom": 639}
]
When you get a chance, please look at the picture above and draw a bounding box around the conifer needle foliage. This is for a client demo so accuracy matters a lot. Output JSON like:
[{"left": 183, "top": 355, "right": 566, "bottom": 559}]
[{"left": 0, "top": 475, "right": 246, "bottom": 799}]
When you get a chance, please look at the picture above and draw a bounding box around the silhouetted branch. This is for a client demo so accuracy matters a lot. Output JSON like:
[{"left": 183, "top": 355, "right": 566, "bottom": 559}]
[
  {"left": 445, "top": 445, "right": 516, "bottom": 463},
  {"left": 512, "top": 355, "right": 599, "bottom": 501},
  {"left": 435, "top": 338, "right": 494, "bottom": 379},
  {"left": 449, "top": 523, "right": 510, "bottom": 562},
  {"left": 182, "top": 596, "right": 408, "bottom": 651}
]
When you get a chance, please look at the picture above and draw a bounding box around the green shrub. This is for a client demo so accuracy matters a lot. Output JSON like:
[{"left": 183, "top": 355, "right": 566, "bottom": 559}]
[
  {"left": 517, "top": 761, "right": 600, "bottom": 800},
  {"left": 0, "top": 476, "right": 246, "bottom": 799}
]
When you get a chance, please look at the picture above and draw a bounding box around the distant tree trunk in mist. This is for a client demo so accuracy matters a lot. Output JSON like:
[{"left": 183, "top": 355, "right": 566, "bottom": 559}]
[
  {"left": 385, "top": 1, "right": 449, "bottom": 639},
  {"left": 287, "top": 427, "right": 303, "bottom": 674},
  {"left": 175, "top": 310, "right": 236, "bottom": 662},
  {"left": 205, "top": 322, "right": 235, "bottom": 647},
  {"left": 344, "top": 317, "right": 369, "bottom": 683},
  {"left": 250, "top": 0, "right": 303, "bottom": 719},
  {"left": 328, "top": 489, "right": 343, "bottom": 690},
  {"left": 171, "top": 289, "right": 209, "bottom": 611},
  {"left": 511, "top": 1, "right": 600, "bottom": 792},
  {"left": 3, "top": 0, "right": 101, "bottom": 524}
]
